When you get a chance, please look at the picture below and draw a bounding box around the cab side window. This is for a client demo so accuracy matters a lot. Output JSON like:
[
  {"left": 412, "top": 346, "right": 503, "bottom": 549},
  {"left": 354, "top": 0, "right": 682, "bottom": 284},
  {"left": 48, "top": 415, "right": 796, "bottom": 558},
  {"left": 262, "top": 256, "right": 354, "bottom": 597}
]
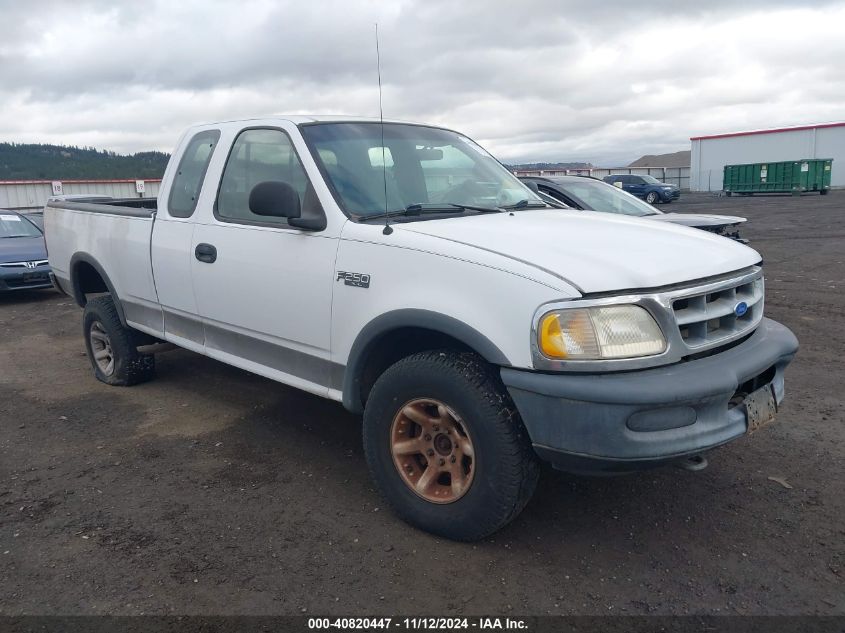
[
  {"left": 168, "top": 130, "right": 221, "bottom": 218},
  {"left": 216, "top": 128, "right": 314, "bottom": 226}
]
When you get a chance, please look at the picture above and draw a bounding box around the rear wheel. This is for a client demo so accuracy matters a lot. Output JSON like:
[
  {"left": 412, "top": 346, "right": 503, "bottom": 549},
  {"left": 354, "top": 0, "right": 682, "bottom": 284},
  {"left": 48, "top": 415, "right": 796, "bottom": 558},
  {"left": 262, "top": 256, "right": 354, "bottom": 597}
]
[
  {"left": 83, "top": 295, "right": 155, "bottom": 386},
  {"left": 645, "top": 191, "right": 659, "bottom": 204},
  {"left": 363, "top": 350, "right": 539, "bottom": 541},
  {"left": 820, "top": 189, "right": 829, "bottom": 195}
]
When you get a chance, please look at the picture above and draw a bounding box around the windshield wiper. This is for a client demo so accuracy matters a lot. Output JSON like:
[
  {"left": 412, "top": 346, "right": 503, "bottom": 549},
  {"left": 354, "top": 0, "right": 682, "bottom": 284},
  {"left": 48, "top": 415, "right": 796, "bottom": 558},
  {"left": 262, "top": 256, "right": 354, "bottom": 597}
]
[
  {"left": 363, "top": 202, "right": 503, "bottom": 221},
  {"left": 500, "top": 199, "right": 548, "bottom": 210}
]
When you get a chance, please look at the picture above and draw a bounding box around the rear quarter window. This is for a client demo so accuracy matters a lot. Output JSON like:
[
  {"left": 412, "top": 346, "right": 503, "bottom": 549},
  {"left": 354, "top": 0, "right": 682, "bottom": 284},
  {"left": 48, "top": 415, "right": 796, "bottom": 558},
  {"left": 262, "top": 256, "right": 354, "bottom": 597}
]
[{"left": 168, "top": 130, "right": 221, "bottom": 218}]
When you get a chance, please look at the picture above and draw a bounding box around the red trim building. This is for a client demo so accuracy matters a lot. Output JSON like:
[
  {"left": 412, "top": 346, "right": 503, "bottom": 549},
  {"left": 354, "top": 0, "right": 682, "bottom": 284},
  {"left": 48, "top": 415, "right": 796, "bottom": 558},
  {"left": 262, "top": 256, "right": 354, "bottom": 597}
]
[{"left": 690, "top": 122, "right": 844, "bottom": 191}]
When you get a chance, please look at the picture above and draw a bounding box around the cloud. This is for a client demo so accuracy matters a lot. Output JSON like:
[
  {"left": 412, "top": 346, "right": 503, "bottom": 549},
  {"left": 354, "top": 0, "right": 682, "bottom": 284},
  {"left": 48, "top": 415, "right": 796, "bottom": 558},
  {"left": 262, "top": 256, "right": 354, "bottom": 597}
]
[{"left": 1, "top": 0, "right": 843, "bottom": 165}]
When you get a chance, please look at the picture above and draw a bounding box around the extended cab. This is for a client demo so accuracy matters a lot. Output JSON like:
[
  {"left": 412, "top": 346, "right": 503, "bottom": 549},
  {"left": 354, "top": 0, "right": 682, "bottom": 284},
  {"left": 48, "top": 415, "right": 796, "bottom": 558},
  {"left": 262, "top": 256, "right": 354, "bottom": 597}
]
[{"left": 45, "top": 117, "right": 798, "bottom": 540}]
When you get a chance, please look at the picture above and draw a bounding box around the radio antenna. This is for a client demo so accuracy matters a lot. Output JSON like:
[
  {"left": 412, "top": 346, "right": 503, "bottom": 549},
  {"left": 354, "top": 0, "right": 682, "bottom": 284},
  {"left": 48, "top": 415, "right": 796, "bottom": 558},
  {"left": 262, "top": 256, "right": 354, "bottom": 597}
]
[{"left": 375, "top": 23, "right": 392, "bottom": 235}]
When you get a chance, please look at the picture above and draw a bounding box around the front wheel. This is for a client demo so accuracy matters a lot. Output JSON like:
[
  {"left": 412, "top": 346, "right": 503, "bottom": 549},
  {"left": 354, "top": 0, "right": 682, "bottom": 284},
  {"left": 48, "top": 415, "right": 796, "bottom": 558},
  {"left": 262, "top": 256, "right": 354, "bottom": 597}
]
[
  {"left": 362, "top": 351, "right": 539, "bottom": 541},
  {"left": 645, "top": 191, "right": 659, "bottom": 204}
]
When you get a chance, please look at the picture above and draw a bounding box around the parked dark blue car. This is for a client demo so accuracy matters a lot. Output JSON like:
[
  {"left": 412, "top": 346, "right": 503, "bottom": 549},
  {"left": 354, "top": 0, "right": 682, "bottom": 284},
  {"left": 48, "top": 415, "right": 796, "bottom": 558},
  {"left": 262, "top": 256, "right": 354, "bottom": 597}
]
[
  {"left": 602, "top": 174, "right": 680, "bottom": 204},
  {"left": 0, "top": 211, "right": 53, "bottom": 293}
]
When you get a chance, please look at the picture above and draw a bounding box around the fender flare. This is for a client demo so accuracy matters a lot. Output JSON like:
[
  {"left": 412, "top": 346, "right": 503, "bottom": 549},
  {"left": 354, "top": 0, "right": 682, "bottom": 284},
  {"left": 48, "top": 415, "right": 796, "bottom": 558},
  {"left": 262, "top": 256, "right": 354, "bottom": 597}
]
[
  {"left": 69, "top": 252, "right": 128, "bottom": 327},
  {"left": 341, "top": 309, "right": 510, "bottom": 413}
]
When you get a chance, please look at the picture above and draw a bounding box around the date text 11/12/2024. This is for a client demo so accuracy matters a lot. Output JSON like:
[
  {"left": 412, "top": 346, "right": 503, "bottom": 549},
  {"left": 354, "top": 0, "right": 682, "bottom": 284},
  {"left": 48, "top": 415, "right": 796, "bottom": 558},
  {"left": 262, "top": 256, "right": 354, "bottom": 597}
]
[{"left": 307, "top": 617, "right": 529, "bottom": 630}]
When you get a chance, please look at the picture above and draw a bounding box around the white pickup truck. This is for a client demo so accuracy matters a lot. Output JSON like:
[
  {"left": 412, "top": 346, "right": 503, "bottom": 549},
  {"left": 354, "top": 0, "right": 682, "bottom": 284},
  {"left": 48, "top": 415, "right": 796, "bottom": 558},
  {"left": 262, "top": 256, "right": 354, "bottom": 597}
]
[{"left": 45, "top": 116, "right": 798, "bottom": 540}]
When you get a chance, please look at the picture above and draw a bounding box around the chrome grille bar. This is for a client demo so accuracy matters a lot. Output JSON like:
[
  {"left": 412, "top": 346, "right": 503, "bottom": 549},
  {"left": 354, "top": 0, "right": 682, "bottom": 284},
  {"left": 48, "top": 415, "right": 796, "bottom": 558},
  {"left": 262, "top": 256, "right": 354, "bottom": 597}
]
[
  {"left": 0, "top": 260, "right": 49, "bottom": 269},
  {"left": 670, "top": 269, "right": 764, "bottom": 350}
]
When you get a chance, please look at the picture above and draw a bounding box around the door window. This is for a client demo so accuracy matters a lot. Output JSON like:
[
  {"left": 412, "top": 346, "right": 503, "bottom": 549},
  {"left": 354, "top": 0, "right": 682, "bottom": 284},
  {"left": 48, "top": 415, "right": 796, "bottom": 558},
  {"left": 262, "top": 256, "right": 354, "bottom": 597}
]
[
  {"left": 216, "top": 128, "right": 313, "bottom": 226},
  {"left": 168, "top": 130, "right": 221, "bottom": 218}
]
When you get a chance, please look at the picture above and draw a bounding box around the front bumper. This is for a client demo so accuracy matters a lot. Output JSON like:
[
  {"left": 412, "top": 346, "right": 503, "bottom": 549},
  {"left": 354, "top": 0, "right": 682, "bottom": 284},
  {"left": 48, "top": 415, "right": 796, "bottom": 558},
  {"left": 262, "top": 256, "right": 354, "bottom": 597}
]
[
  {"left": 0, "top": 265, "right": 54, "bottom": 292},
  {"left": 502, "top": 318, "right": 798, "bottom": 474},
  {"left": 660, "top": 189, "right": 681, "bottom": 201}
]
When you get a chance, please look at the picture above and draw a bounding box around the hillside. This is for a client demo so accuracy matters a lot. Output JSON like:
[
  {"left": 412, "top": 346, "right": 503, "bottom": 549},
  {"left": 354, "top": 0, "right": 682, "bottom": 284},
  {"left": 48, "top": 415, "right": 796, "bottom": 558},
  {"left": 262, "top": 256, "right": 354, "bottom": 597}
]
[
  {"left": 628, "top": 150, "right": 690, "bottom": 168},
  {"left": 0, "top": 143, "right": 170, "bottom": 180}
]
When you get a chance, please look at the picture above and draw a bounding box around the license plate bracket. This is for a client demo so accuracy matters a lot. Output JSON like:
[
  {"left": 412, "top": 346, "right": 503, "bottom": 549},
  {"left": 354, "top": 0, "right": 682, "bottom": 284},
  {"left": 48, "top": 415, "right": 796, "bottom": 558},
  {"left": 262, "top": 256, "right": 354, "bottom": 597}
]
[{"left": 745, "top": 384, "right": 777, "bottom": 434}]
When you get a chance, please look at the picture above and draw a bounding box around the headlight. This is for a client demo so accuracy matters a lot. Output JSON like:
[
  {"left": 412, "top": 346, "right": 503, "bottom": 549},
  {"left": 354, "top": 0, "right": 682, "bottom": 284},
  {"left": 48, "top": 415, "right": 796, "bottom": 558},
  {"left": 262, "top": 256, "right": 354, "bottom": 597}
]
[{"left": 538, "top": 305, "right": 666, "bottom": 360}]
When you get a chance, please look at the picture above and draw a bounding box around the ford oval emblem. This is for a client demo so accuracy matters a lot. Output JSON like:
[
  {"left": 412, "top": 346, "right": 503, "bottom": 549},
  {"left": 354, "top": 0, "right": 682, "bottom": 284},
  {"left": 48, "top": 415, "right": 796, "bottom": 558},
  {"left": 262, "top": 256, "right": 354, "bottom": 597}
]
[{"left": 734, "top": 301, "right": 749, "bottom": 317}]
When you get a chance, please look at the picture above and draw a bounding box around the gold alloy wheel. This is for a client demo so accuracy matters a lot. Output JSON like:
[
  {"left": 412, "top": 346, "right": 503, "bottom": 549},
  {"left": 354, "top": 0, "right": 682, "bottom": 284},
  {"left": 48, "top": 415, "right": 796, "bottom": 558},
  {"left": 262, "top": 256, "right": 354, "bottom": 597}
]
[{"left": 390, "top": 398, "right": 475, "bottom": 504}]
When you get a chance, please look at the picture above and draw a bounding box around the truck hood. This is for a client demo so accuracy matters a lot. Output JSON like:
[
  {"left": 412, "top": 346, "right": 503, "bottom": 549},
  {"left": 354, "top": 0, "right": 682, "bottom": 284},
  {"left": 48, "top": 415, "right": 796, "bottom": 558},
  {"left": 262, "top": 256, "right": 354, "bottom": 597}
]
[
  {"left": 0, "top": 236, "right": 47, "bottom": 264},
  {"left": 650, "top": 213, "right": 746, "bottom": 229},
  {"left": 398, "top": 209, "right": 760, "bottom": 294}
]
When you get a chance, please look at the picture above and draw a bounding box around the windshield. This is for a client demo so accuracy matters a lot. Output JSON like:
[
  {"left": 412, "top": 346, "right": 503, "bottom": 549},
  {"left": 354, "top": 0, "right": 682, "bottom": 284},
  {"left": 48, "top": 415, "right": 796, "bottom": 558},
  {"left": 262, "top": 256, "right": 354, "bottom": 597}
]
[
  {"left": 25, "top": 213, "right": 45, "bottom": 230},
  {"left": 550, "top": 178, "right": 659, "bottom": 217},
  {"left": 0, "top": 213, "right": 42, "bottom": 238},
  {"left": 300, "top": 123, "right": 544, "bottom": 217},
  {"left": 641, "top": 175, "right": 661, "bottom": 184}
]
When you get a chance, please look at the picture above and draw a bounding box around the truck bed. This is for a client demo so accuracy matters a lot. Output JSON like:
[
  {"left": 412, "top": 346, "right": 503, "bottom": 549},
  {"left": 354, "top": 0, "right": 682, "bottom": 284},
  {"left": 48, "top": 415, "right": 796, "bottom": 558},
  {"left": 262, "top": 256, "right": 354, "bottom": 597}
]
[{"left": 45, "top": 196, "right": 162, "bottom": 337}]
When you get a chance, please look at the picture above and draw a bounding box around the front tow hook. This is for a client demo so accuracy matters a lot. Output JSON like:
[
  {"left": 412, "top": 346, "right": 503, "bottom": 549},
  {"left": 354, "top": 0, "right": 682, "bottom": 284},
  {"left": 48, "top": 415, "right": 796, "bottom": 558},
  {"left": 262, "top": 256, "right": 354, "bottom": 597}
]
[{"left": 674, "top": 454, "right": 708, "bottom": 472}]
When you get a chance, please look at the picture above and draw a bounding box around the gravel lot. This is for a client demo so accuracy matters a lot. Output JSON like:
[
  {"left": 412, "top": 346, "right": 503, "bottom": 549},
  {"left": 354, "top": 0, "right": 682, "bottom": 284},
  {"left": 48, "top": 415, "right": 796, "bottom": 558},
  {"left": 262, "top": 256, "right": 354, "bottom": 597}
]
[{"left": 1, "top": 192, "right": 843, "bottom": 616}]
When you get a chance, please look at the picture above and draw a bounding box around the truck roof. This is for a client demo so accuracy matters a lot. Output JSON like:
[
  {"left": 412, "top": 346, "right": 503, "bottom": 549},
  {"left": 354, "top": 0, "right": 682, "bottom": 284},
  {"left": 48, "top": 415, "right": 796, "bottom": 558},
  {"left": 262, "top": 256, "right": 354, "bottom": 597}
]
[{"left": 187, "top": 115, "right": 425, "bottom": 128}]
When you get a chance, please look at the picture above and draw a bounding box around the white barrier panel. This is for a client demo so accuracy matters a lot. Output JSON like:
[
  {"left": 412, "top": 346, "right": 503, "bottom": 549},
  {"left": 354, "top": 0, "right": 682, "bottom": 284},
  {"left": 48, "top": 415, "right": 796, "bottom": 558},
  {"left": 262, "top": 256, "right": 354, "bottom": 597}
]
[
  {"left": 0, "top": 179, "right": 162, "bottom": 211},
  {"left": 512, "top": 167, "right": 690, "bottom": 190}
]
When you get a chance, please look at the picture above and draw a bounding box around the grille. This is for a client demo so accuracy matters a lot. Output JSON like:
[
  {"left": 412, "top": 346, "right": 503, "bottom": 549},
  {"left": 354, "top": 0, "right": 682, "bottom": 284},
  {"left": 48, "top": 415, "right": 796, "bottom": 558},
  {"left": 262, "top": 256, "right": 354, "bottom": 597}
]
[
  {"left": 671, "top": 271, "right": 764, "bottom": 350},
  {"left": 0, "top": 260, "right": 49, "bottom": 269}
]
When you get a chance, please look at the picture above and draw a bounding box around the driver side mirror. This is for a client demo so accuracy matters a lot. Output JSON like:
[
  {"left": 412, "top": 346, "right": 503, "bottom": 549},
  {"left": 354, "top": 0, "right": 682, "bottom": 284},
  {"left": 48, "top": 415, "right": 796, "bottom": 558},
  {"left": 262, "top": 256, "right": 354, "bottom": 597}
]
[{"left": 248, "top": 181, "right": 324, "bottom": 230}]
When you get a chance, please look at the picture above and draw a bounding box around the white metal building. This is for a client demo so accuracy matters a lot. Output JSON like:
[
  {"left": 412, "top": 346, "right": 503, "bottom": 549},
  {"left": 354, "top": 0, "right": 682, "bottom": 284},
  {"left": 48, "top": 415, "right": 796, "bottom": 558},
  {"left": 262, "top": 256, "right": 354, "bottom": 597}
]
[
  {"left": 0, "top": 179, "right": 161, "bottom": 212},
  {"left": 690, "top": 122, "right": 845, "bottom": 192}
]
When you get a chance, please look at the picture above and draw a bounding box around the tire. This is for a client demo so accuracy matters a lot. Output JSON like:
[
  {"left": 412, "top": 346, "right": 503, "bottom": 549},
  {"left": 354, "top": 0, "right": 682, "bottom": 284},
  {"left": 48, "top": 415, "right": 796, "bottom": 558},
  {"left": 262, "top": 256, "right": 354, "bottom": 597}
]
[
  {"left": 82, "top": 295, "right": 155, "bottom": 386},
  {"left": 645, "top": 191, "right": 659, "bottom": 204},
  {"left": 725, "top": 191, "right": 732, "bottom": 197},
  {"left": 820, "top": 189, "right": 828, "bottom": 195},
  {"left": 362, "top": 350, "right": 539, "bottom": 541}
]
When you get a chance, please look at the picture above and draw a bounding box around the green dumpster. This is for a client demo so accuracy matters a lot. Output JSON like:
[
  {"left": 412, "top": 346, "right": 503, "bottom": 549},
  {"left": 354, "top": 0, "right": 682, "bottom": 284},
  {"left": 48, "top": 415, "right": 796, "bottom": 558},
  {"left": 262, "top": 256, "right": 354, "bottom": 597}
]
[{"left": 723, "top": 159, "right": 833, "bottom": 196}]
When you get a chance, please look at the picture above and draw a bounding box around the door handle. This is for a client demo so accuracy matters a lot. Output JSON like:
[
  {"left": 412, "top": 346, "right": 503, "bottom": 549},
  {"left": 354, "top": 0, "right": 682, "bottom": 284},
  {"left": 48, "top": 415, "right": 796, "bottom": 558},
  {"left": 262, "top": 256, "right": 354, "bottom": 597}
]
[{"left": 195, "top": 243, "right": 217, "bottom": 264}]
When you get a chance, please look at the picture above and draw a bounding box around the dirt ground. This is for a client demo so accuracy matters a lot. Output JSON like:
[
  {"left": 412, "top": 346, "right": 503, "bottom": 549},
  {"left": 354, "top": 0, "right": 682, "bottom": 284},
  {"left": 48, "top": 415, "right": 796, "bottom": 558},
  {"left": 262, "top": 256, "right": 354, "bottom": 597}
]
[{"left": 1, "top": 192, "right": 843, "bottom": 616}]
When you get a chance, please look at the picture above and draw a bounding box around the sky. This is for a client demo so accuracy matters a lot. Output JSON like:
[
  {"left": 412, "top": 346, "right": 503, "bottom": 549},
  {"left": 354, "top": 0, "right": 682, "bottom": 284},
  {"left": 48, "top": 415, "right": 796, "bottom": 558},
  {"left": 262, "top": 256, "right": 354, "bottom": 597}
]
[{"left": 1, "top": 0, "right": 844, "bottom": 166}]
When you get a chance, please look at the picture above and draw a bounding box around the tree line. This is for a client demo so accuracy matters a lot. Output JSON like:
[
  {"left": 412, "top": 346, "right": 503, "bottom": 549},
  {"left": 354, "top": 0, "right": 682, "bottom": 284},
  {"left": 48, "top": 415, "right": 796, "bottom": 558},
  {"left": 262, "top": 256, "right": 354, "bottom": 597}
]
[{"left": 0, "top": 142, "right": 170, "bottom": 180}]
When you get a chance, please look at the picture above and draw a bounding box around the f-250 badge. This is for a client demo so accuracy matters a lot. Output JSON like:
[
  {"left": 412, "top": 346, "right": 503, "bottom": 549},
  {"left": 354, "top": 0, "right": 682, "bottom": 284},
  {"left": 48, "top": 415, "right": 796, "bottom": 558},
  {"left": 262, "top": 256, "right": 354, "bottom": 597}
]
[{"left": 337, "top": 271, "right": 371, "bottom": 288}]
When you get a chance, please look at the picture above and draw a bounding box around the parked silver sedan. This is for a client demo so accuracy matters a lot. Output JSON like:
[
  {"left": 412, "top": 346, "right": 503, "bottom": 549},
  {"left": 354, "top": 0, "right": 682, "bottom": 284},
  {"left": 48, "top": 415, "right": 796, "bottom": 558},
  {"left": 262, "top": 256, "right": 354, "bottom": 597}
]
[{"left": 520, "top": 175, "right": 747, "bottom": 241}]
